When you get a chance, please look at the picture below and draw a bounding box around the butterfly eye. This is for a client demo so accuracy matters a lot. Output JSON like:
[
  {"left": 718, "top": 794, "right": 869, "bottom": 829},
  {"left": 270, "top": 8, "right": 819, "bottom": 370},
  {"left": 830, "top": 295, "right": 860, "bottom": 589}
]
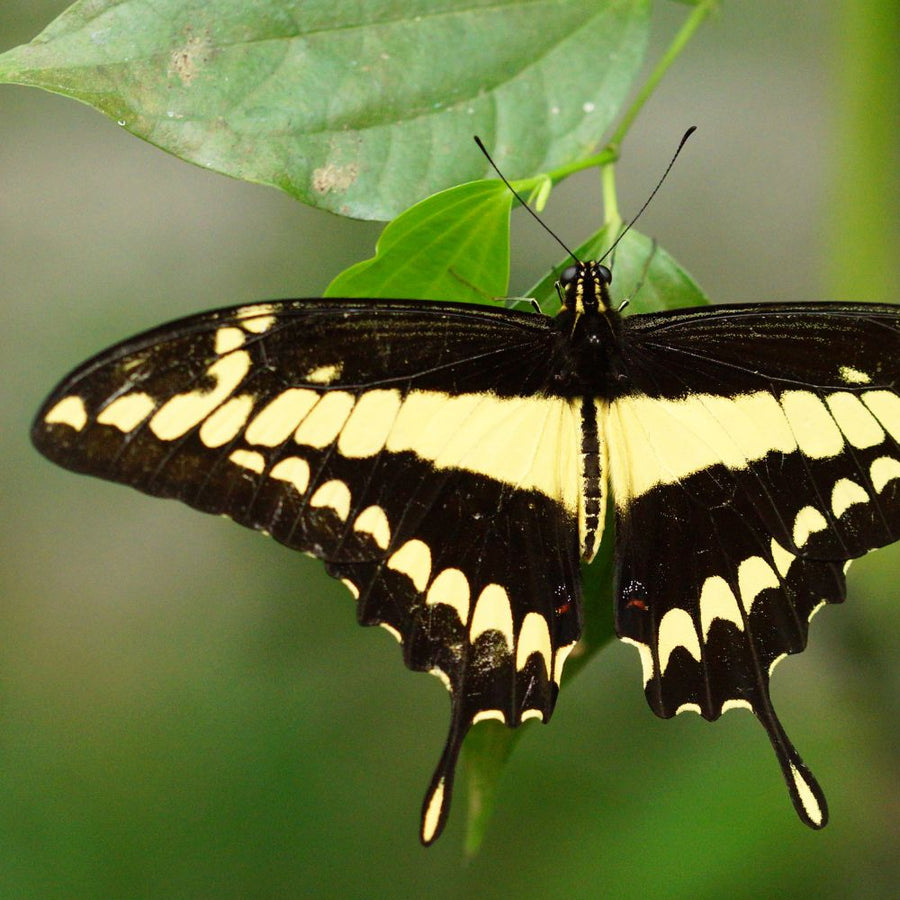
[
  {"left": 596, "top": 264, "right": 612, "bottom": 284},
  {"left": 559, "top": 265, "right": 579, "bottom": 285}
]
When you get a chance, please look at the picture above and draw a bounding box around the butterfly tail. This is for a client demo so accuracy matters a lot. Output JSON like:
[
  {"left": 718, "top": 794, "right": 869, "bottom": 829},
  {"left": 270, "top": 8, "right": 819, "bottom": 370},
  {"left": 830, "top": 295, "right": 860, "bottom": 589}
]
[
  {"left": 419, "top": 715, "right": 470, "bottom": 846},
  {"left": 754, "top": 691, "right": 829, "bottom": 829}
]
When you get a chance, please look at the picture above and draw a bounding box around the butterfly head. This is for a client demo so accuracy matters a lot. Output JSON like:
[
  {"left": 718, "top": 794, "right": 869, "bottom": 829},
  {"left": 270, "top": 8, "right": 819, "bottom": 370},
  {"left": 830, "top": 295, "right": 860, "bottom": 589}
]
[{"left": 557, "top": 260, "right": 613, "bottom": 316}]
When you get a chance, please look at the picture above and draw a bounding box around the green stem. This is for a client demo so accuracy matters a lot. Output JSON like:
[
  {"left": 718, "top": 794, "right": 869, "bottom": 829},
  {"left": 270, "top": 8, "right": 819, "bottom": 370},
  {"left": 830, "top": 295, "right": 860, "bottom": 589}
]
[
  {"left": 601, "top": 160, "right": 621, "bottom": 229},
  {"left": 608, "top": 0, "right": 719, "bottom": 152},
  {"left": 527, "top": 0, "right": 718, "bottom": 198},
  {"left": 546, "top": 146, "right": 620, "bottom": 183}
]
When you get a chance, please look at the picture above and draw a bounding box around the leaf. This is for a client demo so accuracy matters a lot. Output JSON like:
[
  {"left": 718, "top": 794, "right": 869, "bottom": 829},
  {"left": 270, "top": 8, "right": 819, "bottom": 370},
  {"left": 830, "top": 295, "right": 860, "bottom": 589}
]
[
  {"left": 0, "top": 0, "right": 651, "bottom": 220},
  {"left": 324, "top": 181, "right": 512, "bottom": 303},
  {"left": 461, "top": 720, "right": 516, "bottom": 858}
]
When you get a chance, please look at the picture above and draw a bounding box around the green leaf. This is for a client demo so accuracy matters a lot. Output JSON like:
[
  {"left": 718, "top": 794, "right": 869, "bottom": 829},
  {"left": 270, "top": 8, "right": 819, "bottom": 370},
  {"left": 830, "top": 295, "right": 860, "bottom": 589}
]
[
  {"left": 324, "top": 180, "right": 512, "bottom": 302},
  {"left": 462, "top": 227, "right": 708, "bottom": 855},
  {"left": 0, "top": 0, "right": 651, "bottom": 220},
  {"left": 461, "top": 720, "right": 516, "bottom": 858},
  {"left": 528, "top": 224, "right": 711, "bottom": 317}
]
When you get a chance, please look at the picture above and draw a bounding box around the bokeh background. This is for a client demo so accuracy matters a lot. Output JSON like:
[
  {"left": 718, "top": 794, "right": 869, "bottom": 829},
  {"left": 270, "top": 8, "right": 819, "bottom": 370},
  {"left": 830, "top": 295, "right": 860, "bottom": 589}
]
[{"left": 2, "top": 1, "right": 899, "bottom": 896}]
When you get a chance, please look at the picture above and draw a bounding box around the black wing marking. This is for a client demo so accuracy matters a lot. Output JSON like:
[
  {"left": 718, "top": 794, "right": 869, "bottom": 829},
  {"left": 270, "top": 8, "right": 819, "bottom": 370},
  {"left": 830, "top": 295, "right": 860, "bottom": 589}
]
[
  {"left": 31, "top": 298, "right": 584, "bottom": 844},
  {"left": 610, "top": 302, "right": 900, "bottom": 827}
]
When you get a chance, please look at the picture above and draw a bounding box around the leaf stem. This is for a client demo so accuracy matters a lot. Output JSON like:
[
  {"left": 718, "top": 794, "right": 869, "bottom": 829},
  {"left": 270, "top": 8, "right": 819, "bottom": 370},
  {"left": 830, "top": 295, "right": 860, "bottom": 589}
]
[
  {"left": 608, "top": 0, "right": 719, "bottom": 152},
  {"left": 601, "top": 160, "right": 621, "bottom": 229},
  {"left": 533, "top": 1, "right": 718, "bottom": 197}
]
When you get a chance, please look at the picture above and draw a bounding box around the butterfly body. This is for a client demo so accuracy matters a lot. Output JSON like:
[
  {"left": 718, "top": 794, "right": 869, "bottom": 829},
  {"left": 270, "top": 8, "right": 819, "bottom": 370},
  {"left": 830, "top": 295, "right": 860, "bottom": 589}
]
[{"left": 32, "top": 261, "right": 900, "bottom": 843}]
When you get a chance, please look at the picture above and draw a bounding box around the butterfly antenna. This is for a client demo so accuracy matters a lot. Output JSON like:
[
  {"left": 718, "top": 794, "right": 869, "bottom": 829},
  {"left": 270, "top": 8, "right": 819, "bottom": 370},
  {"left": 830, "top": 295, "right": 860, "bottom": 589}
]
[
  {"left": 599, "top": 126, "right": 697, "bottom": 264},
  {"left": 474, "top": 136, "right": 580, "bottom": 263}
]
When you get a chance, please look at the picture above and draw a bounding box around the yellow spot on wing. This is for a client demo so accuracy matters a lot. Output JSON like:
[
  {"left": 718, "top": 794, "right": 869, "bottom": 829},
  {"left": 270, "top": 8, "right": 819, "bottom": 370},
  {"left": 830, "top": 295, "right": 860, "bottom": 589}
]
[
  {"left": 421, "top": 778, "right": 445, "bottom": 844},
  {"left": 825, "top": 392, "right": 885, "bottom": 448},
  {"left": 150, "top": 351, "right": 251, "bottom": 440},
  {"left": 831, "top": 478, "right": 869, "bottom": 518},
  {"left": 294, "top": 391, "right": 355, "bottom": 448},
  {"left": 229, "top": 448, "right": 265, "bottom": 473},
  {"left": 338, "top": 389, "right": 402, "bottom": 457},
  {"left": 862, "top": 390, "right": 900, "bottom": 439},
  {"left": 790, "top": 763, "right": 824, "bottom": 826},
  {"left": 245, "top": 389, "right": 318, "bottom": 447},
  {"left": 737, "top": 556, "right": 779, "bottom": 614},
  {"left": 793, "top": 505, "right": 828, "bottom": 548},
  {"left": 699, "top": 575, "right": 744, "bottom": 638},
  {"left": 387, "top": 539, "right": 432, "bottom": 592},
  {"left": 269, "top": 456, "right": 310, "bottom": 494},
  {"left": 45, "top": 396, "right": 87, "bottom": 431},
  {"left": 770, "top": 538, "right": 795, "bottom": 578},
  {"left": 198, "top": 395, "right": 254, "bottom": 447},
  {"left": 871, "top": 455, "right": 900, "bottom": 492},
  {"left": 97, "top": 393, "right": 155, "bottom": 432},
  {"left": 780, "top": 391, "right": 844, "bottom": 458},
  {"left": 425, "top": 568, "right": 470, "bottom": 624},
  {"left": 472, "top": 709, "right": 506, "bottom": 724},
  {"left": 305, "top": 363, "right": 342, "bottom": 385},
  {"left": 352, "top": 505, "right": 391, "bottom": 550},
  {"left": 469, "top": 584, "right": 513, "bottom": 649},
  {"left": 839, "top": 365, "right": 871, "bottom": 385},
  {"left": 721, "top": 698, "right": 753, "bottom": 713},
  {"left": 214, "top": 326, "right": 245, "bottom": 354},
  {"left": 516, "top": 612, "right": 551, "bottom": 675},
  {"left": 240, "top": 311, "right": 275, "bottom": 333},
  {"left": 657, "top": 608, "right": 701, "bottom": 674},
  {"left": 309, "top": 479, "right": 352, "bottom": 521},
  {"left": 675, "top": 703, "right": 702, "bottom": 716},
  {"left": 237, "top": 303, "right": 277, "bottom": 320}
]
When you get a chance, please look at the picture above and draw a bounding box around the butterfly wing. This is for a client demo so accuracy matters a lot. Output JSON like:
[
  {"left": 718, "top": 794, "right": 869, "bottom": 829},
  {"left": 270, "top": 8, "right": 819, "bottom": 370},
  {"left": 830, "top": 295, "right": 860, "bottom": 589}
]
[
  {"left": 608, "top": 302, "right": 900, "bottom": 826},
  {"left": 32, "top": 298, "right": 584, "bottom": 844}
]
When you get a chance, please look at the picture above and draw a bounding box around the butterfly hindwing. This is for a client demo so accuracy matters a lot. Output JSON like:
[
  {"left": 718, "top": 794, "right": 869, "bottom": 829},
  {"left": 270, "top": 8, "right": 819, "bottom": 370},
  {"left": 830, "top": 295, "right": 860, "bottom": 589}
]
[
  {"left": 610, "top": 302, "right": 900, "bottom": 826},
  {"left": 32, "top": 298, "right": 585, "bottom": 844}
]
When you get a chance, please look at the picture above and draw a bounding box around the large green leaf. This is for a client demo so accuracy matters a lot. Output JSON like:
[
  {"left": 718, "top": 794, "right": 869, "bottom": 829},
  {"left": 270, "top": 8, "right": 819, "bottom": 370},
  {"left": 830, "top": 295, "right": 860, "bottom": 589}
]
[
  {"left": 324, "top": 180, "right": 512, "bottom": 302},
  {"left": 0, "top": 0, "right": 651, "bottom": 220}
]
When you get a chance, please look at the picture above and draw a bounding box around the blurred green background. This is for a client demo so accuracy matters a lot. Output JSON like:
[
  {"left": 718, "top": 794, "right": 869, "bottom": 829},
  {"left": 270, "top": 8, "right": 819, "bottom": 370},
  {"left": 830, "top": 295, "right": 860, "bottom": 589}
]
[{"left": 2, "top": 1, "right": 899, "bottom": 896}]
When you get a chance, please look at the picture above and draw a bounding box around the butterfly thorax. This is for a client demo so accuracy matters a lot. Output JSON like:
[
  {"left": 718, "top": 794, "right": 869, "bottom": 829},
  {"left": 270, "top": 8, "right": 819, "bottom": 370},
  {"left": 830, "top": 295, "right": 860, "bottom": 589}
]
[{"left": 548, "top": 260, "right": 629, "bottom": 400}]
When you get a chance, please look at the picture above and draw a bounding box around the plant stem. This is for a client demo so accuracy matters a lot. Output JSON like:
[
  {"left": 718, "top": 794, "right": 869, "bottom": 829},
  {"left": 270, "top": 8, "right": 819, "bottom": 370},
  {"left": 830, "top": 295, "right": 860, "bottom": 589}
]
[
  {"left": 546, "top": 146, "right": 620, "bottom": 183},
  {"left": 608, "top": 0, "right": 719, "bottom": 152},
  {"left": 601, "top": 160, "right": 621, "bottom": 228},
  {"left": 535, "top": 0, "right": 718, "bottom": 196}
]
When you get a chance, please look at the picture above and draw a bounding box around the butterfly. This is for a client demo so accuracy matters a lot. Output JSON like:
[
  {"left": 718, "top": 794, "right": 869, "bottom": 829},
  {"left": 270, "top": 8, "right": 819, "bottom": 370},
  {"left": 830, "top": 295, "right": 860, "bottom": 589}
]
[{"left": 32, "top": 253, "right": 900, "bottom": 844}]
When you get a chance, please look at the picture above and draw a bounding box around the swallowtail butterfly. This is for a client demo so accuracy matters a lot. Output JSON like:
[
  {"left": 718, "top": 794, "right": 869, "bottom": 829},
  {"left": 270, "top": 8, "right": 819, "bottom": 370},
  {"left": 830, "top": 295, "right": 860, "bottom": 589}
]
[{"left": 32, "top": 255, "right": 900, "bottom": 844}]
